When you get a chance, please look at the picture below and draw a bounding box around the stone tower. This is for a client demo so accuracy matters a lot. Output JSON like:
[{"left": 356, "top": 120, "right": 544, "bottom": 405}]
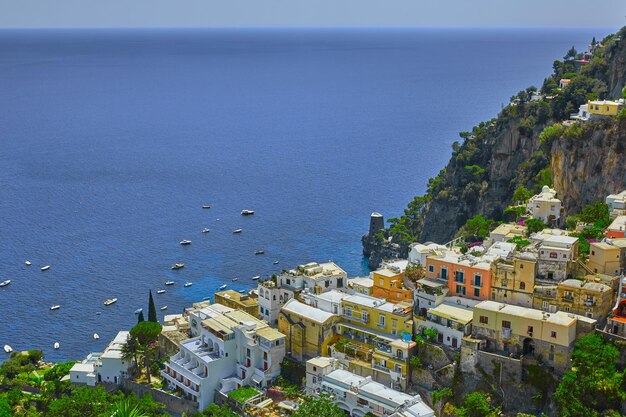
[{"left": 368, "top": 212, "right": 384, "bottom": 236}]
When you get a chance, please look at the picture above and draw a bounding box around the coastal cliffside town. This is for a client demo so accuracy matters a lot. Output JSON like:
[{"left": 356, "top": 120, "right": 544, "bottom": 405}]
[{"left": 2, "top": 29, "right": 626, "bottom": 417}]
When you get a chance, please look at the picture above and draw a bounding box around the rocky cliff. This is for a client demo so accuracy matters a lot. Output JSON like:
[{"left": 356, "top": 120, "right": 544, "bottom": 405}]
[{"left": 363, "top": 27, "right": 626, "bottom": 268}]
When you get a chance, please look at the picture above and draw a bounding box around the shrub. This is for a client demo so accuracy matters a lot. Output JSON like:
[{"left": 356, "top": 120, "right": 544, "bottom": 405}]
[{"left": 539, "top": 123, "right": 564, "bottom": 150}]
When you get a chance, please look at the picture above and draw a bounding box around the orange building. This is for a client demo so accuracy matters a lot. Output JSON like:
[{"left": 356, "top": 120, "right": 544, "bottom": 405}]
[
  {"left": 424, "top": 250, "right": 492, "bottom": 300},
  {"left": 371, "top": 267, "right": 414, "bottom": 303},
  {"left": 606, "top": 216, "right": 626, "bottom": 239}
]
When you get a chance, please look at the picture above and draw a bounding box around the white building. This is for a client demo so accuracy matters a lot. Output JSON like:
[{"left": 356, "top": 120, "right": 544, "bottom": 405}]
[
  {"left": 570, "top": 104, "right": 591, "bottom": 122},
  {"left": 348, "top": 277, "right": 374, "bottom": 296},
  {"left": 408, "top": 242, "right": 447, "bottom": 266},
  {"left": 257, "top": 280, "right": 295, "bottom": 326},
  {"left": 606, "top": 190, "right": 626, "bottom": 217},
  {"left": 302, "top": 289, "right": 351, "bottom": 315},
  {"left": 414, "top": 278, "right": 448, "bottom": 314},
  {"left": 278, "top": 261, "right": 347, "bottom": 293},
  {"left": 527, "top": 186, "right": 562, "bottom": 224},
  {"left": 162, "top": 304, "right": 286, "bottom": 411},
  {"left": 305, "top": 359, "right": 434, "bottom": 417},
  {"left": 537, "top": 235, "right": 579, "bottom": 280},
  {"left": 70, "top": 331, "right": 131, "bottom": 386},
  {"left": 416, "top": 304, "right": 473, "bottom": 349}
]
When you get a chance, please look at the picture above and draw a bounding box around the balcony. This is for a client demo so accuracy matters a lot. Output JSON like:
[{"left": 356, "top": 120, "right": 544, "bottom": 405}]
[
  {"left": 584, "top": 300, "right": 596, "bottom": 307},
  {"left": 341, "top": 313, "right": 369, "bottom": 324},
  {"left": 561, "top": 296, "right": 574, "bottom": 303},
  {"left": 373, "top": 363, "right": 390, "bottom": 373}
]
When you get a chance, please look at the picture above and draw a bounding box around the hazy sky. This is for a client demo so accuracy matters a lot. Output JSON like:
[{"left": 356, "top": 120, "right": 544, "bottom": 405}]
[{"left": 1, "top": 0, "right": 624, "bottom": 29}]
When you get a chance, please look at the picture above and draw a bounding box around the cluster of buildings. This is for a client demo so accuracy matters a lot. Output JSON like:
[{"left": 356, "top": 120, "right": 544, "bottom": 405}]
[{"left": 66, "top": 189, "right": 626, "bottom": 416}]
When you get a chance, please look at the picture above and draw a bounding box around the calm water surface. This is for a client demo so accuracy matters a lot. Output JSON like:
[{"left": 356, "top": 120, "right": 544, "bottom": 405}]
[{"left": 0, "top": 28, "right": 604, "bottom": 361}]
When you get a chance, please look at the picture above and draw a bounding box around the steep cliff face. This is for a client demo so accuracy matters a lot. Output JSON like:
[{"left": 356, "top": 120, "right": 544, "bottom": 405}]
[
  {"left": 552, "top": 119, "right": 626, "bottom": 215},
  {"left": 363, "top": 28, "right": 626, "bottom": 268}
]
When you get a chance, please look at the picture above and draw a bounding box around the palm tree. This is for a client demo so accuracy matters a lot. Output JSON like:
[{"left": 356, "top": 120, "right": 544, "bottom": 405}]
[{"left": 111, "top": 400, "right": 150, "bottom": 417}]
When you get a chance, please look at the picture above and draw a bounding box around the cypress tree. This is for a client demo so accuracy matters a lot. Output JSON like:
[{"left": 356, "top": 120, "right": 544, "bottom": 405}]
[
  {"left": 137, "top": 311, "right": 145, "bottom": 323},
  {"left": 148, "top": 290, "right": 157, "bottom": 322}
]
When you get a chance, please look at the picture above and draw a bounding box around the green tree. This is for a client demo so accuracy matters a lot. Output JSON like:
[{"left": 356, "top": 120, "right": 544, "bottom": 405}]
[
  {"left": 579, "top": 201, "right": 610, "bottom": 228},
  {"left": 137, "top": 311, "right": 145, "bottom": 323},
  {"left": 0, "top": 398, "right": 11, "bottom": 417},
  {"left": 462, "top": 215, "right": 495, "bottom": 241},
  {"left": 130, "top": 321, "right": 162, "bottom": 384},
  {"left": 457, "top": 392, "right": 500, "bottom": 417},
  {"left": 525, "top": 218, "right": 547, "bottom": 235},
  {"left": 292, "top": 395, "right": 345, "bottom": 417},
  {"left": 44, "top": 360, "right": 76, "bottom": 381},
  {"left": 46, "top": 385, "right": 113, "bottom": 417},
  {"left": 148, "top": 290, "right": 157, "bottom": 323},
  {"left": 554, "top": 333, "right": 625, "bottom": 417},
  {"left": 122, "top": 334, "right": 141, "bottom": 369},
  {"left": 512, "top": 185, "right": 532, "bottom": 204},
  {"left": 192, "top": 403, "right": 239, "bottom": 417},
  {"left": 432, "top": 387, "right": 453, "bottom": 416},
  {"left": 564, "top": 46, "right": 577, "bottom": 61},
  {"left": 112, "top": 399, "right": 150, "bottom": 417},
  {"left": 538, "top": 123, "right": 564, "bottom": 151}
]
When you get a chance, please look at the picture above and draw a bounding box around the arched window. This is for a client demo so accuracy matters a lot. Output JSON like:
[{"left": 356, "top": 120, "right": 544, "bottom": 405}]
[{"left": 520, "top": 282, "right": 526, "bottom": 290}]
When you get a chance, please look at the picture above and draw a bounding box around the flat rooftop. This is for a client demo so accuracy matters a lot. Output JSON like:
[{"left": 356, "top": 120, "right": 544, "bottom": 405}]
[{"left": 282, "top": 299, "right": 335, "bottom": 323}]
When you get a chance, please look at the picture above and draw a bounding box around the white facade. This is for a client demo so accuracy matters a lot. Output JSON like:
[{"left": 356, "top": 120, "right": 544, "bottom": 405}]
[
  {"left": 94, "top": 331, "right": 131, "bottom": 385},
  {"left": 162, "top": 304, "right": 286, "bottom": 412},
  {"left": 408, "top": 243, "right": 447, "bottom": 266},
  {"left": 527, "top": 186, "right": 562, "bottom": 224},
  {"left": 69, "top": 354, "right": 99, "bottom": 386},
  {"left": 570, "top": 104, "right": 591, "bottom": 122},
  {"left": 257, "top": 281, "right": 294, "bottom": 326},
  {"left": 606, "top": 190, "right": 626, "bottom": 216},
  {"left": 417, "top": 304, "right": 473, "bottom": 349},
  {"left": 278, "top": 261, "right": 347, "bottom": 293},
  {"left": 414, "top": 278, "right": 448, "bottom": 314},
  {"left": 302, "top": 289, "right": 351, "bottom": 314},
  {"left": 306, "top": 361, "right": 434, "bottom": 417}
]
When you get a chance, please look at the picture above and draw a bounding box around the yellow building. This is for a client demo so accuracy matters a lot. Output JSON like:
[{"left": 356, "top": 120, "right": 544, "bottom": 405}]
[
  {"left": 557, "top": 279, "right": 614, "bottom": 320},
  {"left": 588, "top": 99, "right": 623, "bottom": 116},
  {"left": 332, "top": 294, "right": 415, "bottom": 390},
  {"left": 347, "top": 277, "right": 374, "bottom": 296},
  {"left": 371, "top": 267, "right": 413, "bottom": 303},
  {"left": 278, "top": 299, "right": 338, "bottom": 362},
  {"left": 490, "top": 254, "right": 537, "bottom": 308},
  {"left": 472, "top": 300, "right": 596, "bottom": 372},
  {"left": 214, "top": 290, "right": 259, "bottom": 317},
  {"left": 587, "top": 241, "right": 621, "bottom": 275}
]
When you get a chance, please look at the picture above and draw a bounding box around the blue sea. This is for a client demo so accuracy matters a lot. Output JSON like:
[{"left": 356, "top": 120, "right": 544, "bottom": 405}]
[{"left": 0, "top": 28, "right": 606, "bottom": 362}]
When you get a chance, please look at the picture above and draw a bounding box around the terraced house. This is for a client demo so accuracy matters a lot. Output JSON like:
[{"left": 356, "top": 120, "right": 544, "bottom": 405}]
[
  {"left": 331, "top": 293, "right": 415, "bottom": 390},
  {"left": 161, "top": 304, "right": 286, "bottom": 411}
]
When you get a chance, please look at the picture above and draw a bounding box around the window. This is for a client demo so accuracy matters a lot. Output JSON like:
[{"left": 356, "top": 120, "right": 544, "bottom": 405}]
[
  {"left": 379, "top": 279, "right": 384, "bottom": 286},
  {"left": 455, "top": 271, "right": 465, "bottom": 283},
  {"left": 286, "top": 278, "right": 291, "bottom": 285},
  {"left": 337, "top": 278, "right": 343, "bottom": 287},
  {"left": 550, "top": 331, "right": 557, "bottom": 338},
  {"left": 428, "top": 265, "right": 434, "bottom": 273},
  {"left": 395, "top": 364, "right": 402, "bottom": 373},
  {"left": 379, "top": 315, "right": 386, "bottom": 327},
  {"left": 246, "top": 348, "right": 251, "bottom": 357},
  {"left": 502, "top": 320, "right": 511, "bottom": 329},
  {"left": 392, "top": 319, "right": 397, "bottom": 327},
  {"left": 474, "top": 288, "right": 480, "bottom": 297},
  {"left": 519, "top": 263, "right": 524, "bottom": 269},
  {"left": 550, "top": 252, "right": 557, "bottom": 259},
  {"left": 312, "top": 376, "right": 317, "bottom": 383},
  {"left": 591, "top": 250, "right": 595, "bottom": 255},
  {"left": 345, "top": 307, "right": 352, "bottom": 317},
  {"left": 479, "top": 316, "right": 488, "bottom": 324},
  {"left": 456, "top": 285, "right": 465, "bottom": 295},
  {"left": 542, "top": 301, "right": 548, "bottom": 309},
  {"left": 474, "top": 274, "right": 481, "bottom": 287},
  {"left": 396, "top": 350, "right": 403, "bottom": 360},
  {"left": 441, "top": 267, "right": 448, "bottom": 279},
  {"left": 325, "top": 280, "right": 329, "bottom": 288},
  {"left": 527, "top": 326, "right": 534, "bottom": 335},
  {"left": 519, "top": 282, "right": 526, "bottom": 290},
  {"left": 361, "top": 311, "right": 368, "bottom": 322}
]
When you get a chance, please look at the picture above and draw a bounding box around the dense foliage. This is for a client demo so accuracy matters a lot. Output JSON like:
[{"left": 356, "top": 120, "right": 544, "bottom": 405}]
[{"left": 292, "top": 394, "right": 345, "bottom": 417}]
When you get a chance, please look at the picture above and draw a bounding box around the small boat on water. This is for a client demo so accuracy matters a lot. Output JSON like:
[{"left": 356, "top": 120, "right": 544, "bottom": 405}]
[
  {"left": 233, "top": 229, "right": 242, "bottom": 234},
  {"left": 134, "top": 308, "right": 143, "bottom": 315},
  {"left": 54, "top": 342, "right": 60, "bottom": 350},
  {"left": 50, "top": 305, "right": 60, "bottom": 311},
  {"left": 160, "top": 306, "right": 168, "bottom": 311},
  {"left": 0, "top": 280, "right": 11, "bottom": 287},
  {"left": 104, "top": 298, "right": 118, "bottom": 306},
  {"left": 41, "top": 265, "right": 50, "bottom": 271},
  {"left": 231, "top": 277, "right": 238, "bottom": 282},
  {"left": 157, "top": 289, "right": 166, "bottom": 294},
  {"left": 218, "top": 284, "right": 227, "bottom": 290},
  {"left": 93, "top": 333, "right": 100, "bottom": 340},
  {"left": 202, "top": 228, "right": 210, "bottom": 233},
  {"left": 238, "top": 289, "right": 246, "bottom": 293},
  {"left": 202, "top": 296, "right": 211, "bottom": 301},
  {"left": 25, "top": 261, "right": 31, "bottom": 266},
  {"left": 251, "top": 275, "right": 260, "bottom": 281},
  {"left": 180, "top": 240, "right": 192, "bottom": 246},
  {"left": 202, "top": 204, "right": 211, "bottom": 209},
  {"left": 4, "top": 345, "right": 12, "bottom": 354},
  {"left": 255, "top": 250, "right": 265, "bottom": 255},
  {"left": 165, "top": 281, "right": 175, "bottom": 286},
  {"left": 241, "top": 210, "right": 255, "bottom": 216},
  {"left": 184, "top": 282, "right": 193, "bottom": 287},
  {"left": 273, "top": 260, "right": 279, "bottom": 265},
  {"left": 171, "top": 263, "right": 185, "bottom": 270}
]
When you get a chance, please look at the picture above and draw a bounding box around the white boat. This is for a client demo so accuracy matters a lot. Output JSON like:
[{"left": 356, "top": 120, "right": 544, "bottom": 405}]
[
  {"left": 255, "top": 250, "right": 265, "bottom": 255},
  {"left": 156, "top": 289, "right": 166, "bottom": 294},
  {"left": 0, "top": 280, "right": 11, "bottom": 287},
  {"left": 50, "top": 305, "right": 60, "bottom": 311},
  {"left": 202, "top": 228, "right": 210, "bottom": 233},
  {"left": 232, "top": 277, "right": 238, "bottom": 282},
  {"left": 53, "top": 342, "right": 60, "bottom": 350},
  {"left": 218, "top": 284, "right": 227, "bottom": 290},
  {"left": 251, "top": 276, "right": 260, "bottom": 281},
  {"left": 41, "top": 265, "right": 50, "bottom": 271},
  {"left": 202, "top": 204, "right": 211, "bottom": 209},
  {"left": 165, "top": 281, "right": 175, "bottom": 286},
  {"left": 238, "top": 289, "right": 246, "bottom": 293},
  {"left": 180, "top": 240, "right": 192, "bottom": 245},
  {"left": 25, "top": 261, "right": 31, "bottom": 266},
  {"left": 233, "top": 229, "right": 242, "bottom": 234},
  {"left": 104, "top": 298, "right": 118, "bottom": 306},
  {"left": 241, "top": 210, "right": 255, "bottom": 216},
  {"left": 184, "top": 282, "right": 192, "bottom": 287},
  {"left": 93, "top": 333, "right": 100, "bottom": 340},
  {"left": 134, "top": 308, "right": 143, "bottom": 314},
  {"left": 4, "top": 345, "right": 12, "bottom": 353},
  {"left": 160, "top": 306, "right": 168, "bottom": 311},
  {"left": 273, "top": 261, "right": 279, "bottom": 265}
]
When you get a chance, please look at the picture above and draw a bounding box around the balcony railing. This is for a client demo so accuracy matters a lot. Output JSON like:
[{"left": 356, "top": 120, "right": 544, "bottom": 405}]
[
  {"left": 342, "top": 313, "right": 369, "bottom": 324},
  {"left": 584, "top": 300, "right": 596, "bottom": 306},
  {"left": 561, "top": 296, "right": 574, "bottom": 303},
  {"left": 373, "top": 363, "right": 389, "bottom": 373}
]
